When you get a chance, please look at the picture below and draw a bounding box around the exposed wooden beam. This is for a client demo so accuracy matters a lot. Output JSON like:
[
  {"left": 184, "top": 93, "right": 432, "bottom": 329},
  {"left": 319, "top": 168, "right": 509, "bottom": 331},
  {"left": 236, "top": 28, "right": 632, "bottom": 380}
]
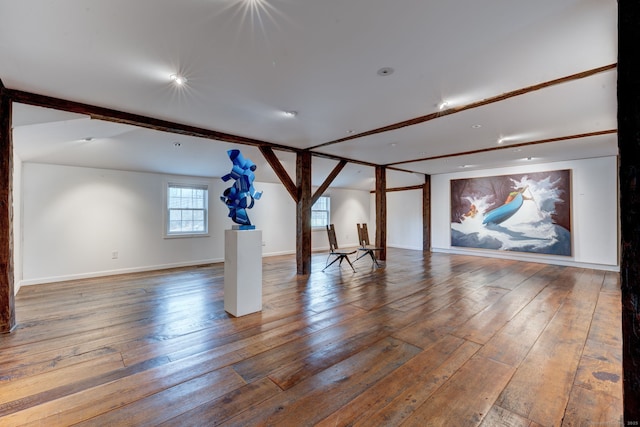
[
  {"left": 310, "top": 64, "right": 617, "bottom": 150},
  {"left": 423, "top": 175, "right": 431, "bottom": 252},
  {"left": 386, "top": 129, "right": 618, "bottom": 167},
  {"left": 618, "top": 0, "right": 640, "bottom": 422},
  {"left": 7, "top": 88, "right": 298, "bottom": 153},
  {"left": 296, "top": 152, "right": 312, "bottom": 275},
  {"left": 375, "top": 166, "right": 387, "bottom": 261},
  {"left": 311, "top": 160, "right": 347, "bottom": 206},
  {"left": 0, "top": 87, "right": 15, "bottom": 333},
  {"left": 369, "top": 184, "right": 424, "bottom": 194},
  {"left": 258, "top": 146, "right": 298, "bottom": 203},
  {"left": 309, "top": 150, "right": 377, "bottom": 168}
]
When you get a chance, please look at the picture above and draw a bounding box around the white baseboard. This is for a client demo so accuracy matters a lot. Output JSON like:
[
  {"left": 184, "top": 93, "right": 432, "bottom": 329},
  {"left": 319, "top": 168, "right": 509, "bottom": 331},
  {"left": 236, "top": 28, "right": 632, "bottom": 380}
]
[
  {"left": 18, "top": 251, "right": 305, "bottom": 288},
  {"left": 18, "top": 258, "right": 224, "bottom": 287},
  {"left": 431, "top": 247, "right": 620, "bottom": 272},
  {"left": 388, "top": 243, "right": 423, "bottom": 251}
]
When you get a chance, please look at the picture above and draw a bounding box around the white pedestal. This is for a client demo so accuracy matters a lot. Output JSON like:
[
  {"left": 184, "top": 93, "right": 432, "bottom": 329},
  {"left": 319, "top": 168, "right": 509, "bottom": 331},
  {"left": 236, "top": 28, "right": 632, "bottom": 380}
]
[{"left": 224, "top": 229, "right": 263, "bottom": 317}]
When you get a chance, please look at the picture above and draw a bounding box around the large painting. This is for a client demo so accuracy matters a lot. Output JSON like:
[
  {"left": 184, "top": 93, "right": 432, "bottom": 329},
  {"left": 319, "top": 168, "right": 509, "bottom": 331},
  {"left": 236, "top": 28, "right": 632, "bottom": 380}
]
[{"left": 450, "top": 169, "right": 571, "bottom": 256}]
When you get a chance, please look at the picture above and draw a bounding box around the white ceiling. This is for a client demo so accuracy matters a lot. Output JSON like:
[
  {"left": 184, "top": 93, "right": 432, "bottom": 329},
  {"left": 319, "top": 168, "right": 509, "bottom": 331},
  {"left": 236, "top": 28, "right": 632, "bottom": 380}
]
[{"left": 0, "top": 0, "right": 618, "bottom": 190}]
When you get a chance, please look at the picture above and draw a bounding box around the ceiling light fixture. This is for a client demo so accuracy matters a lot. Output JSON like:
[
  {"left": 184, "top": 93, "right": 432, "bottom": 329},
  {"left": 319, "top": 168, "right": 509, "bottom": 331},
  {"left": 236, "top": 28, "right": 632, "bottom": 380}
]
[
  {"left": 377, "top": 67, "right": 394, "bottom": 76},
  {"left": 438, "top": 101, "right": 449, "bottom": 110},
  {"left": 471, "top": 124, "right": 482, "bottom": 129},
  {"left": 169, "top": 74, "right": 187, "bottom": 85},
  {"left": 82, "top": 137, "right": 93, "bottom": 142},
  {"left": 283, "top": 110, "right": 298, "bottom": 117},
  {"left": 173, "top": 142, "right": 182, "bottom": 148}
]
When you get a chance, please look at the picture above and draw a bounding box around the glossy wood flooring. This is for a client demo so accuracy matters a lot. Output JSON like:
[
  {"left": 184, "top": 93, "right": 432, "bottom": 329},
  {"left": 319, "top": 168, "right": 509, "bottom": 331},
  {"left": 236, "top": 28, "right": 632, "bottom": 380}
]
[{"left": 0, "top": 249, "right": 622, "bottom": 426}]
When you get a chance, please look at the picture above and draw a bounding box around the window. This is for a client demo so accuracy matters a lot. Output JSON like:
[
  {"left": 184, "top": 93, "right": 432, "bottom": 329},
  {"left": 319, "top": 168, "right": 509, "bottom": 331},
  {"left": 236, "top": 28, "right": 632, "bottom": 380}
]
[
  {"left": 166, "top": 183, "right": 208, "bottom": 236},
  {"left": 311, "top": 196, "right": 330, "bottom": 228}
]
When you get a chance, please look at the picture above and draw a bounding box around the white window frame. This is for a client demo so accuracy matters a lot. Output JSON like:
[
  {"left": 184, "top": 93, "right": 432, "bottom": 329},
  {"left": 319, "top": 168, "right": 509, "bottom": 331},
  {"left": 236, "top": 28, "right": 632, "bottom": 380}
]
[
  {"left": 164, "top": 180, "right": 209, "bottom": 238},
  {"left": 311, "top": 195, "right": 331, "bottom": 229}
]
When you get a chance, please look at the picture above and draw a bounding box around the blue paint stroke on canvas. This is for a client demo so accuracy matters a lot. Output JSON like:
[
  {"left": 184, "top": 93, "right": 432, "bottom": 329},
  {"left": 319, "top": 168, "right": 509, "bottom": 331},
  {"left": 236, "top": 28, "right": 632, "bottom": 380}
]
[
  {"left": 220, "top": 149, "right": 262, "bottom": 229},
  {"left": 450, "top": 170, "right": 571, "bottom": 256}
]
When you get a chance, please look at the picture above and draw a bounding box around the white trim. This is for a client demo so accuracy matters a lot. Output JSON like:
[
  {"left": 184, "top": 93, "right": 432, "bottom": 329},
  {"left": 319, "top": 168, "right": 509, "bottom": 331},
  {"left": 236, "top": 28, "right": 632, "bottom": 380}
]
[
  {"left": 163, "top": 178, "right": 210, "bottom": 238},
  {"left": 18, "top": 258, "right": 224, "bottom": 287},
  {"left": 388, "top": 243, "right": 423, "bottom": 251},
  {"left": 432, "top": 247, "right": 620, "bottom": 272}
]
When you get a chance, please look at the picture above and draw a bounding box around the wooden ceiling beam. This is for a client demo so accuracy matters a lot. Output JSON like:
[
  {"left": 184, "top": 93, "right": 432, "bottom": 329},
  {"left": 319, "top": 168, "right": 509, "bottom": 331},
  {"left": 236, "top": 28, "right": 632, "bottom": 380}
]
[
  {"left": 385, "top": 129, "right": 617, "bottom": 167},
  {"left": 310, "top": 63, "right": 617, "bottom": 150},
  {"left": 6, "top": 88, "right": 298, "bottom": 153}
]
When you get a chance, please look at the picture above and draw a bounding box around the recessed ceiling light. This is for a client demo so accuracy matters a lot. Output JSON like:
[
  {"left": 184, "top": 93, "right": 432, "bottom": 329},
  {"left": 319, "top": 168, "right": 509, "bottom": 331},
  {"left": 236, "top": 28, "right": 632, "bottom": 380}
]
[
  {"left": 377, "top": 67, "right": 394, "bottom": 76},
  {"left": 169, "top": 74, "right": 187, "bottom": 85},
  {"left": 390, "top": 142, "right": 397, "bottom": 147},
  {"left": 438, "top": 101, "right": 449, "bottom": 110},
  {"left": 526, "top": 156, "right": 533, "bottom": 161},
  {"left": 283, "top": 110, "right": 298, "bottom": 117},
  {"left": 347, "top": 129, "right": 355, "bottom": 134},
  {"left": 471, "top": 124, "right": 482, "bottom": 129},
  {"left": 82, "top": 137, "right": 93, "bottom": 142},
  {"left": 497, "top": 137, "right": 505, "bottom": 144},
  {"left": 460, "top": 164, "right": 470, "bottom": 168},
  {"left": 173, "top": 142, "right": 182, "bottom": 148}
]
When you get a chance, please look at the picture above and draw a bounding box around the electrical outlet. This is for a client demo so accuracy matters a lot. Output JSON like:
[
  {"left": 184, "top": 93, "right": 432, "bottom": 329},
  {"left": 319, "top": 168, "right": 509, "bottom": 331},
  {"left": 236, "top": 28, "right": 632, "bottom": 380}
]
[{"left": 112, "top": 251, "right": 118, "bottom": 259}]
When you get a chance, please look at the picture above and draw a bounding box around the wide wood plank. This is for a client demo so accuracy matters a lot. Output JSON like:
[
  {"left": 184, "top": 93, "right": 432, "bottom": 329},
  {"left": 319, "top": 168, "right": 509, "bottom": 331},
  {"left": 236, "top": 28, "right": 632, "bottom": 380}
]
[
  {"left": 495, "top": 269, "right": 604, "bottom": 426},
  {"left": 0, "top": 250, "right": 621, "bottom": 425},
  {"left": 317, "top": 336, "right": 481, "bottom": 427},
  {"left": 402, "top": 354, "right": 516, "bottom": 426},
  {"left": 220, "top": 337, "right": 422, "bottom": 426}
]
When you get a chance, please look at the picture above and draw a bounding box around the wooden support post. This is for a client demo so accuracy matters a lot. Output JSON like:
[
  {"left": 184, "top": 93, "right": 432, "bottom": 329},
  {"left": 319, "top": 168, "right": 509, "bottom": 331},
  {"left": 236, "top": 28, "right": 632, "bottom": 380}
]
[
  {"left": 296, "top": 151, "right": 312, "bottom": 275},
  {"left": 619, "top": 0, "right": 640, "bottom": 422},
  {"left": 375, "top": 165, "right": 386, "bottom": 261},
  {"left": 423, "top": 174, "right": 431, "bottom": 252},
  {"left": 0, "top": 87, "right": 15, "bottom": 333}
]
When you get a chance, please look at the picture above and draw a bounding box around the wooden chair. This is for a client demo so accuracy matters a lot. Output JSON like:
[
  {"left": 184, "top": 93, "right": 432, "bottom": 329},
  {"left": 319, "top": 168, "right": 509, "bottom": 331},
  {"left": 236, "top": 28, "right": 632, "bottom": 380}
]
[
  {"left": 355, "top": 223, "right": 382, "bottom": 268},
  {"left": 322, "top": 224, "right": 356, "bottom": 272}
]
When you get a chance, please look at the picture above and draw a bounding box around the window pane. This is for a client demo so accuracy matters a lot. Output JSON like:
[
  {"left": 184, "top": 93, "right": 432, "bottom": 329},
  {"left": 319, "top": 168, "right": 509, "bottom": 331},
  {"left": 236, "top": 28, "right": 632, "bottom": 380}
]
[
  {"left": 311, "top": 196, "right": 330, "bottom": 227},
  {"left": 167, "top": 184, "right": 208, "bottom": 235}
]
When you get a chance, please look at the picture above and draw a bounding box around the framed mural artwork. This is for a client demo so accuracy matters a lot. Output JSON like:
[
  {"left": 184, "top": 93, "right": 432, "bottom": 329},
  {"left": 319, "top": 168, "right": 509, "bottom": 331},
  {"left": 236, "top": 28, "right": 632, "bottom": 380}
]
[{"left": 450, "top": 169, "right": 572, "bottom": 256}]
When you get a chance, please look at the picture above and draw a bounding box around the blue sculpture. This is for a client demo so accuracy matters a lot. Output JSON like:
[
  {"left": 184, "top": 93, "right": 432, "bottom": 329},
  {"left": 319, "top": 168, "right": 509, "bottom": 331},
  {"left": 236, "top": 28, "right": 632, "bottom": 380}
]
[{"left": 220, "top": 149, "right": 262, "bottom": 229}]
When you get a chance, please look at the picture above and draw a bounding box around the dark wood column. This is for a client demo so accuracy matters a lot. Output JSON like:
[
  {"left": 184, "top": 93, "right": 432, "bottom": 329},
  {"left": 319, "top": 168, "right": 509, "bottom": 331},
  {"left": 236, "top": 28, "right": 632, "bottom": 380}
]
[
  {"left": 423, "top": 174, "right": 431, "bottom": 252},
  {"left": 296, "top": 151, "right": 312, "bottom": 275},
  {"left": 0, "top": 87, "right": 15, "bottom": 333},
  {"left": 375, "top": 165, "right": 387, "bottom": 261},
  {"left": 619, "top": 0, "right": 640, "bottom": 422}
]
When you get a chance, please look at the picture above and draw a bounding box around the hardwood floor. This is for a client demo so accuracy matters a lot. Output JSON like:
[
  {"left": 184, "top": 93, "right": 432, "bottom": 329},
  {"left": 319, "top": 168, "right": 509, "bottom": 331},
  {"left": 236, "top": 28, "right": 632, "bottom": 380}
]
[{"left": 0, "top": 249, "right": 622, "bottom": 426}]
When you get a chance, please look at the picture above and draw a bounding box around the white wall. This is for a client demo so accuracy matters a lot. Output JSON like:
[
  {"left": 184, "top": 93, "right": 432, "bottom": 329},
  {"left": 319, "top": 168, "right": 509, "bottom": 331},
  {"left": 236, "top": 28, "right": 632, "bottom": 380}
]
[
  {"left": 388, "top": 189, "right": 423, "bottom": 250},
  {"left": 13, "top": 152, "right": 22, "bottom": 295},
  {"left": 19, "top": 155, "right": 618, "bottom": 286},
  {"left": 431, "top": 156, "right": 619, "bottom": 270},
  {"left": 20, "top": 163, "right": 372, "bottom": 286},
  {"left": 313, "top": 188, "right": 371, "bottom": 250},
  {"left": 368, "top": 189, "right": 424, "bottom": 251}
]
